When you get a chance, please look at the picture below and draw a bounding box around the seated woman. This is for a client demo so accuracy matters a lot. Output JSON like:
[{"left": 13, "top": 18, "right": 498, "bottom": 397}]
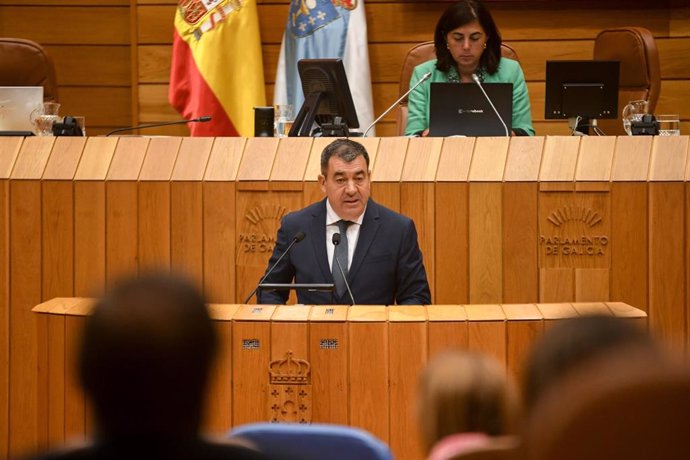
[
  {"left": 418, "top": 350, "right": 518, "bottom": 460},
  {"left": 405, "top": 0, "right": 534, "bottom": 136}
]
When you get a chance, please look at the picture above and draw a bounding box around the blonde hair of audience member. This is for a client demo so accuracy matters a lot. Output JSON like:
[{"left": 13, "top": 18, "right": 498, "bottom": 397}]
[{"left": 418, "top": 350, "right": 518, "bottom": 454}]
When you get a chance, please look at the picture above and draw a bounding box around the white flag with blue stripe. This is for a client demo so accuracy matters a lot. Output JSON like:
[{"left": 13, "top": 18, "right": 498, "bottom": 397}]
[{"left": 274, "top": 0, "right": 375, "bottom": 136}]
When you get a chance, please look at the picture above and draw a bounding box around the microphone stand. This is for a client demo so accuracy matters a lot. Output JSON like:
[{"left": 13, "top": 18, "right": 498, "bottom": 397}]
[
  {"left": 363, "top": 71, "right": 432, "bottom": 137},
  {"left": 243, "top": 232, "right": 305, "bottom": 304},
  {"left": 105, "top": 116, "right": 212, "bottom": 136},
  {"left": 471, "top": 74, "right": 509, "bottom": 137}
]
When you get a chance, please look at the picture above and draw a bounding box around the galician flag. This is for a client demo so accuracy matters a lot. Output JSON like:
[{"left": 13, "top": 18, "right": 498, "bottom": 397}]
[
  {"left": 170, "top": 0, "right": 265, "bottom": 136},
  {"left": 274, "top": 0, "right": 375, "bottom": 135}
]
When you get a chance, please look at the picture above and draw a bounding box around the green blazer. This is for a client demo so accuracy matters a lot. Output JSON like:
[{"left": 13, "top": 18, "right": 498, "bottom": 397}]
[{"left": 405, "top": 57, "right": 535, "bottom": 136}]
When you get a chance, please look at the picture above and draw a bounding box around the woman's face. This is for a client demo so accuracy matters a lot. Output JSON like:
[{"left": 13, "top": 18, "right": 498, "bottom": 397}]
[{"left": 445, "top": 20, "right": 487, "bottom": 73}]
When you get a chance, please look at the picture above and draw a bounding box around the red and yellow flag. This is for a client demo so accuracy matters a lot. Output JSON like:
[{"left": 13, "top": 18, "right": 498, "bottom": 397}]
[{"left": 169, "top": 0, "right": 265, "bottom": 136}]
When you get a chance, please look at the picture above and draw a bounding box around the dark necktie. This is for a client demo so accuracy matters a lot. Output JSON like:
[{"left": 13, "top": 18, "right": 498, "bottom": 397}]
[{"left": 332, "top": 220, "right": 351, "bottom": 298}]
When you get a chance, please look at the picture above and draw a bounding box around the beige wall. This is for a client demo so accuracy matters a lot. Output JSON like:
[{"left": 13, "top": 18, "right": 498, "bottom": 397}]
[{"left": 0, "top": 1, "right": 688, "bottom": 136}]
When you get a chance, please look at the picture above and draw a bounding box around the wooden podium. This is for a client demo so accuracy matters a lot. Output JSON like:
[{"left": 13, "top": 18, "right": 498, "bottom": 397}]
[
  {"left": 32, "top": 298, "right": 645, "bottom": 460},
  {"left": 2, "top": 135, "right": 688, "bottom": 457}
]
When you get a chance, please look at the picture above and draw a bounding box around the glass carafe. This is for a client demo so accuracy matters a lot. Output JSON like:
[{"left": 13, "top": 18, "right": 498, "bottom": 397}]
[
  {"left": 622, "top": 100, "right": 648, "bottom": 136},
  {"left": 30, "top": 102, "right": 61, "bottom": 136}
]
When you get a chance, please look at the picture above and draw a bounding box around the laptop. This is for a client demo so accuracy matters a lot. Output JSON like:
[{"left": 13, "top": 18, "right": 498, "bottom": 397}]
[
  {"left": 429, "top": 82, "right": 512, "bottom": 137},
  {"left": 0, "top": 86, "right": 43, "bottom": 134}
]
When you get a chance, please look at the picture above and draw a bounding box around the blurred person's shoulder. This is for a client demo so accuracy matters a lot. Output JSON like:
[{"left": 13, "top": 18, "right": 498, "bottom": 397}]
[{"left": 26, "top": 440, "right": 274, "bottom": 460}]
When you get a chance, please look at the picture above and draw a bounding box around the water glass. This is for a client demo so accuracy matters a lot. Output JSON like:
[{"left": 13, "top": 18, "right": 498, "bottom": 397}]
[
  {"left": 274, "top": 104, "right": 294, "bottom": 137},
  {"left": 657, "top": 114, "right": 680, "bottom": 136}
]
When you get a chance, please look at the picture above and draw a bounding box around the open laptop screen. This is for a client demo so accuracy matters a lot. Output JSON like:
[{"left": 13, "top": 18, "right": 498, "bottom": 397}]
[
  {"left": 429, "top": 82, "right": 512, "bottom": 137},
  {"left": 0, "top": 86, "right": 43, "bottom": 133}
]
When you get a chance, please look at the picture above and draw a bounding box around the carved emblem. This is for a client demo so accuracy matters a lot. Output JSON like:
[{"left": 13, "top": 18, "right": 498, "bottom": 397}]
[
  {"left": 546, "top": 206, "right": 602, "bottom": 228},
  {"left": 239, "top": 205, "right": 287, "bottom": 253},
  {"left": 268, "top": 351, "right": 312, "bottom": 423},
  {"left": 539, "top": 204, "right": 609, "bottom": 260}
]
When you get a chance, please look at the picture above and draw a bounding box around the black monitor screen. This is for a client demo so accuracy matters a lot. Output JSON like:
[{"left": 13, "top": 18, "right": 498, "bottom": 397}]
[
  {"left": 289, "top": 59, "right": 359, "bottom": 137},
  {"left": 545, "top": 60, "right": 620, "bottom": 120}
]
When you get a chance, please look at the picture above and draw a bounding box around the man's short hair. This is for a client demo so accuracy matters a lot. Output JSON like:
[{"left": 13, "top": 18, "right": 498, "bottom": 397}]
[
  {"left": 320, "top": 139, "right": 370, "bottom": 176},
  {"left": 79, "top": 273, "right": 216, "bottom": 437}
]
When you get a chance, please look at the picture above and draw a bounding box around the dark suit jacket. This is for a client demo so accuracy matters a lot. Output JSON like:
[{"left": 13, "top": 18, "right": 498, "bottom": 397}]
[
  {"left": 28, "top": 438, "right": 271, "bottom": 460},
  {"left": 258, "top": 198, "right": 431, "bottom": 305}
]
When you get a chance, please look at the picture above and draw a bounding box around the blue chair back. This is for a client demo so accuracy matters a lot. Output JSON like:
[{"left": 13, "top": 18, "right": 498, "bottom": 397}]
[{"left": 229, "top": 423, "right": 393, "bottom": 460}]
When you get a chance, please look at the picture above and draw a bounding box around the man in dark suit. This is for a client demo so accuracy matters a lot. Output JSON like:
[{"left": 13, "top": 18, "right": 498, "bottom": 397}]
[{"left": 258, "top": 139, "right": 431, "bottom": 305}]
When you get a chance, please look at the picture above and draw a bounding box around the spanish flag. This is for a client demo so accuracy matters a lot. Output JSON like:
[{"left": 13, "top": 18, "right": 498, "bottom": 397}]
[{"left": 170, "top": 0, "right": 265, "bottom": 136}]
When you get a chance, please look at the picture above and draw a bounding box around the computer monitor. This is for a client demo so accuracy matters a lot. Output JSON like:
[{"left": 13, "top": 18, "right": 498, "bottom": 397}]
[
  {"left": 545, "top": 61, "right": 620, "bottom": 123},
  {"left": 289, "top": 59, "right": 360, "bottom": 137}
]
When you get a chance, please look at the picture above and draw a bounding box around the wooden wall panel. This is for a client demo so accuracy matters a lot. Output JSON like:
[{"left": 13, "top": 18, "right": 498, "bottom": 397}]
[
  {"left": 469, "top": 183, "right": 503, "bottom": 304},
  {"left": 609, "top": 164, "right": 653, "bottom": 309},
  {"left": 503, "top": 183, "right": 538, "bottom": 303},
  {"left": 0, "top": 6, "right": 130, "bottom": 45},
  {"left": 540, "top": 268, "right": 575, "bottom": 303},
  {"left": 202, "top": 319, "right": 233, "bottom": 434},
  {"left": 74, "top": 183, "right": 107, "bottom": 298},
  {"left": 434, "top": 183, "right": 469, "bottom": 304},
  {"left": 9, "top": 181, "right": 45, "bottom": 457},
  {"left": 171, "top": 182, "right": 204, "bottom": 286},
  {"left": 231, "top": 319, "right": 271, "bottom": 425},
  {"left": 0, "top": 138, "right": 20, "bottom": 457},
  {"left": 203, "top": 182, "right": 236, "bottom": 303},
  {"left": 106, "top": 182, "right": 138, "bottom": 286},
  {"left": 45, "top": 45, "right": 130, "bottom": 86},
  {"left": 42, "top": 181, "right": 74, "bottom": 447},
  {"left": 138, "top": 182, "right": 171, "bottom": 271},
  {"left": 63, "top": 315, "right": 87, "bottom": 443},
  {"left": 69, "top": 139, "right": 116, "bottom": 443},
  {"left": 648, "top": 183, "right": 686, "bottom": 351},
  {"left": 504, "top": 304, "right": 543, "bottom": 385},
  {"left": 309, "top": 318, "right": 349, "bottom": 424},
  {"left": 389, "top": 318, "right": 427, "bottom": 460},
  {"left": 401, "top": 183, "right": 435, "bottom": 297},
  {"left": 0, "top": 181, "right": 8, "bottom": 460},
  {"left": 349, "top": 320, "right": 389, "bottom": 443},
  {"left": 468, "top": 321, "right": 506, "bottom": 368},
  {"left": 427, "top": 306, "right": 468, "bottom": 356}
]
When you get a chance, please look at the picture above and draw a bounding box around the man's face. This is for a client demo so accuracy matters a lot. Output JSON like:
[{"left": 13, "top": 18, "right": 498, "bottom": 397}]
[{"left": 319, "top": 155, "right": 371, "bottom": 221}]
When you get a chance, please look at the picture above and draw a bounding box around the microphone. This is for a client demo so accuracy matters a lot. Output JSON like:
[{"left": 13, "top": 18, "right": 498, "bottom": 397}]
[
  {"left": 243, "top": 230, "right": 306, "bottom": 304},
  {"left": 105, "top": 116, "right": 212, "bottom": 136},
  {"left": 332, "top": 233, "right": 356, "bottom": 305},
  {"left": 363, "top": 71, "right": 432, "bottom": 137},
  {"left": 471, "top": 74, "right": 509, "bottom": 137}
]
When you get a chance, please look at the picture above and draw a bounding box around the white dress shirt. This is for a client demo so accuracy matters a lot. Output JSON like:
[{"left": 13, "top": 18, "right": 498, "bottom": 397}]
[{"left": 325, "top": 199, "right": 365, "bottom": 270}]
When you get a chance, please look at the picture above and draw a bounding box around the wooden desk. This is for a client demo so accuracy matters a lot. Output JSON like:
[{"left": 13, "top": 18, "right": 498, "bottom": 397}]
[
  {"left": 32, "top": 299, "right": 645, "bottom": 460},
  {"left": 1, "top": 135, "right": 687, "bottom": 456}
]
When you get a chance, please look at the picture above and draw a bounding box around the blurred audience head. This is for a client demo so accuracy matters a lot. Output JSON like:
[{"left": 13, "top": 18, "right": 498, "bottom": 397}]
[
  {"left": 418, "top": 350, "right": 517, "bottom": 453},
  {"left": 523, "top": 318, "right": 687, "bottom": 460},
  {"left": 522, "top": 315, "right": 660, "bottom": 413},
  {"left": 79, "top": 272, "right": 217, "bottom": 440}
]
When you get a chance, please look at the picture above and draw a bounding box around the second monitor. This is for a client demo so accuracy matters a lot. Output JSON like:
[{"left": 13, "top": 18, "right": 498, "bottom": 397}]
[
  {"left": 545, "top": 60, "right": 620, "bottom": 129},
  {"left": 289, "top": 59, "right": 360, "bottom": 137}
]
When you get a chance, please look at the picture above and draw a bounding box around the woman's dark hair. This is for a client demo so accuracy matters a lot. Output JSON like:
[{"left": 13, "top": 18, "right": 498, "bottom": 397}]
[{"left": 434, "top": 0, "right": 502, "bottom": 75}]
